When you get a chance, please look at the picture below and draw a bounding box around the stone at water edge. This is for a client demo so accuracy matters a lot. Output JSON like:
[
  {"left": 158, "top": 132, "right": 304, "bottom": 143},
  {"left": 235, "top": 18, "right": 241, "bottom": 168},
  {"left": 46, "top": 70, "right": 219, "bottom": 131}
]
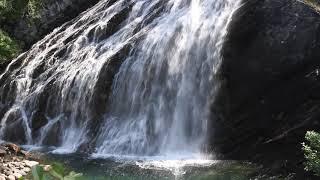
[
  {"left": 23, "top": 160, "right": 39, "bottom": 168},
  {"left": 22, "top": 167, "right": 31, "bottom": 173},
  {"left": 12, "top": 172, "right": 22, "bottom": 179},
  {"left": 43, "top": 165, "right": 52, "bottom": 172},
  {"left": 19, "top": 150, "right": 29, "bottom": 157},
  {"left": 13, "top": 168, "right": 26, "bottom": 176},
  {"left": 0, "top": 149, "right": 6, "bottom": 157},
  {"left": 7, "top": 175, "right": 15, "bottom": 180},
  {"left": 4, "top": 144, "right": 21, "bottom": 154}
]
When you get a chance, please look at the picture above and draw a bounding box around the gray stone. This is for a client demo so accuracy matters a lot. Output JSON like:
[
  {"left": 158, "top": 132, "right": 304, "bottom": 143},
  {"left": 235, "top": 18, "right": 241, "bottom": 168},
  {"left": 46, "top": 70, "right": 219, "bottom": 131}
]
[
  {"left": 3, "top": 170, "right": 12, "bottom": 176},
  {"left": 0, "top": 149, "right": 6, "bottom": 157},
  {"left": 19, "top": 150, "right": 29, "bottom": 157},
  {"left": 22, "top": 167, "right": 31, "bottom": 173},
  {"left": 13, "top": 169, "right": 26, "bottom": 176},
  {"left": 23, "top": 160, "right": 39, "bottom": 168},
  {"left": 43, "top": 165, "right": 52, "bottom": 172},
  {"left": 6, "top": 175, "right": 15, "bottom": 180},
  {"left": 13, "top": 172, "right": 22, "bottom": 179}
]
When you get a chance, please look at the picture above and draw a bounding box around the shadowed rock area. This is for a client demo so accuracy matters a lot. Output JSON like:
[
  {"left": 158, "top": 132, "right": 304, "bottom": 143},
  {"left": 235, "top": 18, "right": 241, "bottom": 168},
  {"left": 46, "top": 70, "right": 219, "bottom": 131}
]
[{"left": 212, "top": 0, "right": 320, "bottom": 176}]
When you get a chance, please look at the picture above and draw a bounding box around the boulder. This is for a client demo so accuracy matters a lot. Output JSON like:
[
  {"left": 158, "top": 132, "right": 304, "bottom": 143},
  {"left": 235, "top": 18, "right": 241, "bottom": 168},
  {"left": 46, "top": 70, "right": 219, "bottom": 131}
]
[{"left": 212, "top": 0, "right": 320, "bottom": 176}]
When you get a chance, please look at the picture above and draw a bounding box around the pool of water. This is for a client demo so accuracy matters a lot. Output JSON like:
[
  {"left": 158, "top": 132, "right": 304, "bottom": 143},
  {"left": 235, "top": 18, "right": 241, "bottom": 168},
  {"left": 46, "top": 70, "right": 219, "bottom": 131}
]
[{"left": 41, "top": 153, "right": 258, "bottom": 180}]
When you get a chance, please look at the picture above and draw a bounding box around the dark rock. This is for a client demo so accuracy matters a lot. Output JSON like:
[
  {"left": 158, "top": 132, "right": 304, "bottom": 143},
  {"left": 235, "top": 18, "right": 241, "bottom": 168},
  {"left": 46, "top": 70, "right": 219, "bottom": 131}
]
[
  {"left": 2, "top": 0, "right": 101, "bottom": 51},
  {"left": 211, "top": 0, "right": 320, "bottom": 177},
  {"left": 0, "top": 149, "right": 6, "bottom": 157},
  {"left": 4, "top": 143, "right": 21, "bottom": 155},
  {"left": 19, "top": 150, "right": 29, "bottom": 157}
]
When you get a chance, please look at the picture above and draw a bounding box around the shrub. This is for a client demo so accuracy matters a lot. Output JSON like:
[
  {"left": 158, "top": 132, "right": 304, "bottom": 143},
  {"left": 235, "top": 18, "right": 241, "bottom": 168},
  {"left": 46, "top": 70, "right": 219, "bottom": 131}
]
[
  {"left": 31, "top": 163, "right": 83, "bottom": 180},
  {"left": 0, "top": 0, "right": 42, "bottom": 21},
  {"left": 0, "top": 29, "right": 20, "bottom": 64},
  {"left": 302, "top": 131, "right": 320, "bottom": 176}
]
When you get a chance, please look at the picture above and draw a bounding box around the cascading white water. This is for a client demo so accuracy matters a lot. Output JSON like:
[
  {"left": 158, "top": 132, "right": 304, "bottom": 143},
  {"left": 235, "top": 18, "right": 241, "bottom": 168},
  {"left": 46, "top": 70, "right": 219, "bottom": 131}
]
[
  {"left": 0, "top": 0, "right": 240, "bottom": 158},
  {"left": 94, "top": 0, "right": 240, "bottom": 157}
]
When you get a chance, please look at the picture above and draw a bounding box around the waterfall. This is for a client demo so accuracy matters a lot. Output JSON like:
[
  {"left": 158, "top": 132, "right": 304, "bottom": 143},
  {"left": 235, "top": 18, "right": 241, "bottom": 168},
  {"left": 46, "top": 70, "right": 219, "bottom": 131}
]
[{"left": 0, "top": 0, "right": 240, "bottom": 156}]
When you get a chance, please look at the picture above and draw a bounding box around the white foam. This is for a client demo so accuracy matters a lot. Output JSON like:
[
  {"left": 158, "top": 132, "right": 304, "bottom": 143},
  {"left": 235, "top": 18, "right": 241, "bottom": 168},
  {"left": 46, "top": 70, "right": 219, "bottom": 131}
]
[{"left": 91, "top": 152, "right": 217, "bottom": 177}]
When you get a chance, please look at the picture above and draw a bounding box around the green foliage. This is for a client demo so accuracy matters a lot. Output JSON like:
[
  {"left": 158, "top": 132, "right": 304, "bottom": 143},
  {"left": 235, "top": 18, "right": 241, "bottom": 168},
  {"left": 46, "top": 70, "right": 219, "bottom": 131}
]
[
  {"left": 302, "top": 131, "right": 320, "bottom": 176},
  {"left": 0, "top": 0, "right": 42, "bottom": 22},
  {"left": 31, "top": 163, "right": 83, "bottom": 180},
  {"left": 0, "top": 0, "right": 42, "bottom": 63},
  {"left": 0, "top": 29, "right": 20, "bottom": 64},
  {"left": 27, "top": 0, "right": 42, "bottom": 19}
]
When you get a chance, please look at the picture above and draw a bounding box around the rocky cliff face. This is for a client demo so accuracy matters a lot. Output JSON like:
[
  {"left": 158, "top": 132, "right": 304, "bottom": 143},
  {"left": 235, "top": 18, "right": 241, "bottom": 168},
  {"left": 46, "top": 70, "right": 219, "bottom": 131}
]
[
  {"left": 212, "top": 0, "right": 320, "bottom": 175},
  {"left": 2, "top": 0, "right": 101, "bottom": 50}
]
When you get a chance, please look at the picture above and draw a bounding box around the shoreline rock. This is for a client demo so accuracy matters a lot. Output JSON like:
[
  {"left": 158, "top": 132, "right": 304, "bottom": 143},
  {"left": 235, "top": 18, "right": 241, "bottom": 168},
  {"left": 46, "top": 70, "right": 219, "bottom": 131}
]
[{"left": 0, "top": 143, "right": 40, "bottom": 180}]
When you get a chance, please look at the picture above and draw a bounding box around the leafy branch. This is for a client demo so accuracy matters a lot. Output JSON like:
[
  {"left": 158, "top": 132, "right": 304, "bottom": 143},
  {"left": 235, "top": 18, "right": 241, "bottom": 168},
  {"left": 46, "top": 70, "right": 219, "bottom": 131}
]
[{"left": 302, "top": 131, "right": 320, "bottom": 176}]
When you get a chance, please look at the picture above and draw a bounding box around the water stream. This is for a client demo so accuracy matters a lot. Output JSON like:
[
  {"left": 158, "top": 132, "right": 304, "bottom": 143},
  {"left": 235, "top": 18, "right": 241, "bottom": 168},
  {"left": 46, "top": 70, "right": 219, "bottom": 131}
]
[{"left": 0, "top": 0, "right": 241, "bottom": 175}]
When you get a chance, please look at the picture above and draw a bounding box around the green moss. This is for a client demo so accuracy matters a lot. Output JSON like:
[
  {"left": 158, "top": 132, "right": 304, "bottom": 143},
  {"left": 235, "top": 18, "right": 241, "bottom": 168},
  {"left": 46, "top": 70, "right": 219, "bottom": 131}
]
[{"left": 0, "top": 29, "right": 21, "bottom": 64}]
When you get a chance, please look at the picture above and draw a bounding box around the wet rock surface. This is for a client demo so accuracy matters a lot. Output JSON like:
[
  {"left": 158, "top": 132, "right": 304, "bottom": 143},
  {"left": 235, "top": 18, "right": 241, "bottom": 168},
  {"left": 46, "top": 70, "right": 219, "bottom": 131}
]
[
  {"left": 212, "top": 0, "right": 320, "bottom": 178},
  {"left": 0, "top": 143, "right": 40, "bottom": 180}
]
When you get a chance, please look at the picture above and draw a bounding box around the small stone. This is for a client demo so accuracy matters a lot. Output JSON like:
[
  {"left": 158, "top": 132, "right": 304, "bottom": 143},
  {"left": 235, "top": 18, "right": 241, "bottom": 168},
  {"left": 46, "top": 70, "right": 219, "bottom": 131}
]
[
  {"left": 3, "top": 170, "right": 12, "bottom": 176},
  {"left": 12, "top": 169, "right": 26, "bottom": 176},
  {"left": 6, "top": 175, "right": 15, "bottom": 180},
  {"left": 43, "top": 165, "right": 52, "bottom": 172},
  {"left": 19, "top": 150, "right": 29, "bottom": 157},
  {"left": 22, "top": 167, "right": 31, "bottom": 173},
  {"left": 13, "top": 172, "right": 22, "bottom": 179},
  {"left": 0, "top": 149, "right": 6, "bottom": 157},
  {"left": 23, "top": 160, "right": 39, "bottom": 168}
]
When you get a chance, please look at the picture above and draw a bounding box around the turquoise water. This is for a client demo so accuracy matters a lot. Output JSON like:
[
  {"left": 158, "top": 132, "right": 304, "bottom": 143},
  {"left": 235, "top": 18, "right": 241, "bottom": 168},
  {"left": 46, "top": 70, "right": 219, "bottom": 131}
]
[{"left": 43, "top": 154, "right": 258, "bottom": 180}]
